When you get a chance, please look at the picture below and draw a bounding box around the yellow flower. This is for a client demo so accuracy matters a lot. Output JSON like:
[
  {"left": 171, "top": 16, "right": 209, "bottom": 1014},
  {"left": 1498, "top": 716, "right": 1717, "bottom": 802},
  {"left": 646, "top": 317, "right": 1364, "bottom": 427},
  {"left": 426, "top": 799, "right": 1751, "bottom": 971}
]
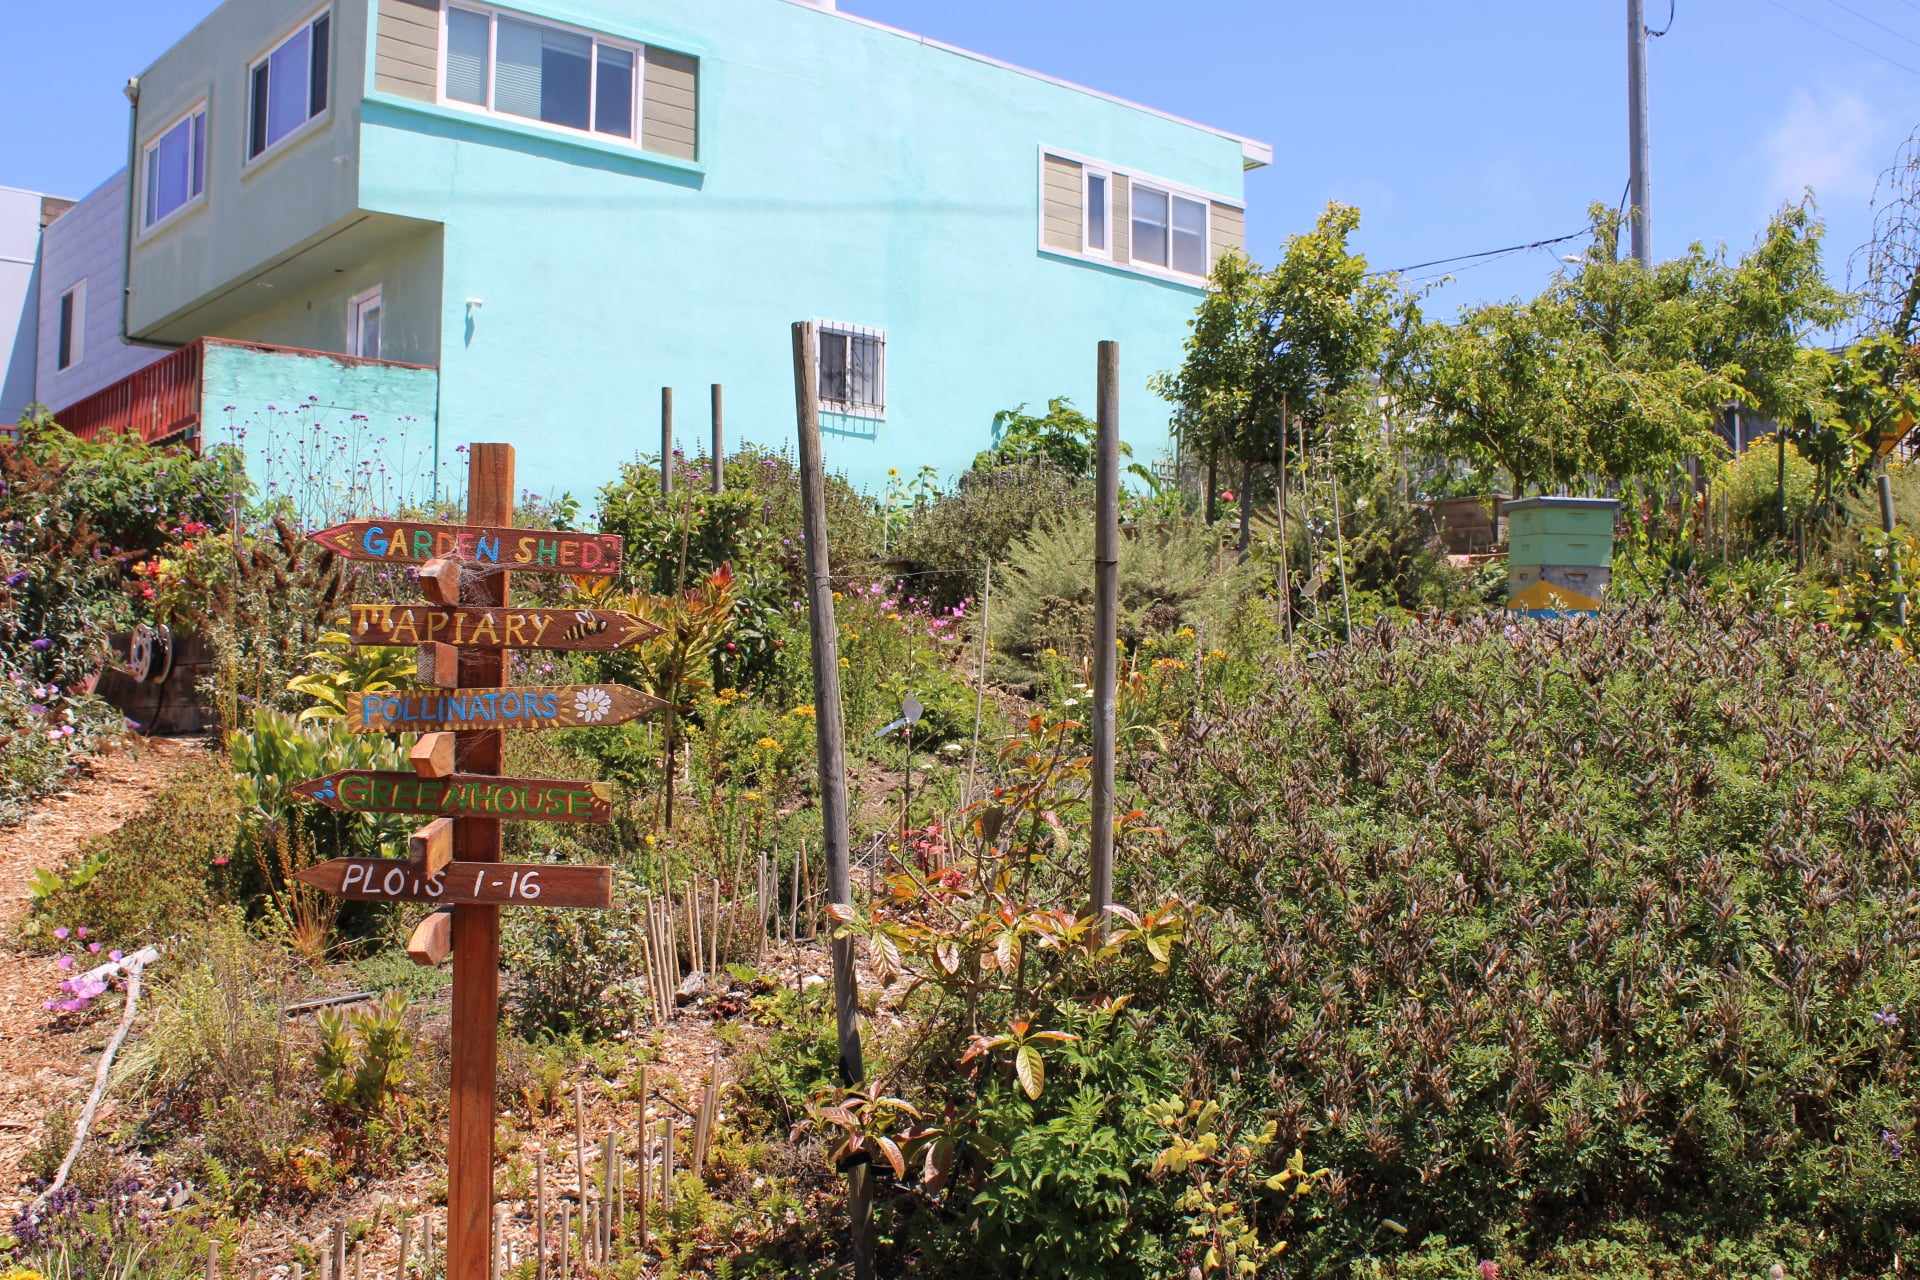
[
  {"left": 790, "top": 705, "right": 816, "bottom": 719},
  {"left": 1176, "top": 626, "right": 1197, "bottom": 639},
  {"left": 1041, "top": 647, "right": 1058, "bottom": 658},
  {"left": 744, "top": 789, "right": 762, "bottom": 802},
  {"left": 839, "top": 657, "right": 849, "bottom": 667},
  {"left": 755, "top": 736, "right": 781, "bottom": 751},
  {"left": 644, "top": 834, "right": 658, "bottom": 847},
  {"left": 1208, "top": 648, "right": 1228, "bottom": 662},
  {"left": 1151, "top": 657, "right": 1189, "bottom": 673}
]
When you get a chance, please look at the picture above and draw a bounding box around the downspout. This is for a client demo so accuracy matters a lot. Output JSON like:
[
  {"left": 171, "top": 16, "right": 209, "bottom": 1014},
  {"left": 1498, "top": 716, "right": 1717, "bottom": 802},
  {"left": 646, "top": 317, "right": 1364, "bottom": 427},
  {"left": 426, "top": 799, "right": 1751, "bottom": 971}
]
[{"left": 120, "top": 77, "right": 179, "bottom": 353}]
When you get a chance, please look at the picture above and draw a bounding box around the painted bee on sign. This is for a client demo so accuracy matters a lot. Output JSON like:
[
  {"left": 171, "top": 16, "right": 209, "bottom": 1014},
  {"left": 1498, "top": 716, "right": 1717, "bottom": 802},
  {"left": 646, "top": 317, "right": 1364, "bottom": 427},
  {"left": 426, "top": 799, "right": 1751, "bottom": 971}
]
[{"left": 559, "top": 611, "right": 610, "bottom": 644}]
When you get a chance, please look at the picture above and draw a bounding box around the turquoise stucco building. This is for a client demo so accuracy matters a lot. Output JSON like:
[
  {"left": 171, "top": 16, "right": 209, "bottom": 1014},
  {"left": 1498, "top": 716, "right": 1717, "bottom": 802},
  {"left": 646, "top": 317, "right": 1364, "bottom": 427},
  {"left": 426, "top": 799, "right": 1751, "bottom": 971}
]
[{"left": 24, "top": 0, "right": 1268, "bottom": 504}]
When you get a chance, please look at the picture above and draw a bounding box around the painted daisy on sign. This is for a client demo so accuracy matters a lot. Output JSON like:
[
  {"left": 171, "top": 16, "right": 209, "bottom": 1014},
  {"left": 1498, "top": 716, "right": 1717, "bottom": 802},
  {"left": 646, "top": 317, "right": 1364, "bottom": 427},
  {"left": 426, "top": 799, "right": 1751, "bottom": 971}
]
[{"left": 574, "top": 686, "right": 614, "bottom": 724}]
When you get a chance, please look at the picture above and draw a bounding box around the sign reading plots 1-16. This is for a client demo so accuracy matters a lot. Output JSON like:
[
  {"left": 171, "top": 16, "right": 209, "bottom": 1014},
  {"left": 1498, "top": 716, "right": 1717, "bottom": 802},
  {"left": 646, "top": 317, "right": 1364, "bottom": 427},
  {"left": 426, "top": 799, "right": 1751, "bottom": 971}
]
[
  {"left": 296, "top": 858, "right": 612, "bottom": 909},
  {"left": 310, "top": 520, "right": 624, "bottom": 575},
  {"left": 348, "top": 604, "right": 658, "bottom": 652}
]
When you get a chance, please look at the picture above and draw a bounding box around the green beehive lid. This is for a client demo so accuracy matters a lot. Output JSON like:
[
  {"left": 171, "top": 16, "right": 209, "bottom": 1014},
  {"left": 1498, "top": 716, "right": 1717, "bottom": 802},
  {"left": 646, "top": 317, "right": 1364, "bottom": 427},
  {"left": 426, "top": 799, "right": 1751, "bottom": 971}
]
[{"left": 1502, "top": 497, "right": 1619, "bottom": 568}]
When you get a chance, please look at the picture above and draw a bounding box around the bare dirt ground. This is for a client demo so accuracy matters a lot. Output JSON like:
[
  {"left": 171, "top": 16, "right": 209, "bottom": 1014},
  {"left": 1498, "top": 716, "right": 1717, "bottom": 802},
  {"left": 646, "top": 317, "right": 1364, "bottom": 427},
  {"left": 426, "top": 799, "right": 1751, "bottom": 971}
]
[{"left": 0, "top": 737, "right": 211, "bottom": 1205}]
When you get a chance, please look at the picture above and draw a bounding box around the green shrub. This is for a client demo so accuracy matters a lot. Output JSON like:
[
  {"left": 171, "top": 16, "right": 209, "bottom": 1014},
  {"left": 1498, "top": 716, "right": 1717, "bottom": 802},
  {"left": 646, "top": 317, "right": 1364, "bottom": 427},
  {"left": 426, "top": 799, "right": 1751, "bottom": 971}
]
[
  {"left": 895, "top": 465, "right": 1091, "bottom": 612},
  {"left": 503, "top": 872, "right": 645, "bottom": 1039},
  {"left": 995, "top": 512, "right": 1251, "bottom": 683},
  {"left": 1711, "top": 432, "right": 1816, "bottom": 538},
  {"left": 1138, "top": 593, "right": 1920, "bottom": 1274},
  {"left": 0, "top": 672, "right": 126, "bottom": 828},
  {"left": 26, "top": 749, "right": 234, "bottom": 947}
]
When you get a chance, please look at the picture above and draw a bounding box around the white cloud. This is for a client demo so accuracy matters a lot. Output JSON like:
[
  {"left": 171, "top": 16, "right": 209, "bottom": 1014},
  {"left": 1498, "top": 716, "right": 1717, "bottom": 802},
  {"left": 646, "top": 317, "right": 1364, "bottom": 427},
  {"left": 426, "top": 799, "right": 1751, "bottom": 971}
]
[{"left": 1764, "top": 88, "right": 1881, "bottom": 213}]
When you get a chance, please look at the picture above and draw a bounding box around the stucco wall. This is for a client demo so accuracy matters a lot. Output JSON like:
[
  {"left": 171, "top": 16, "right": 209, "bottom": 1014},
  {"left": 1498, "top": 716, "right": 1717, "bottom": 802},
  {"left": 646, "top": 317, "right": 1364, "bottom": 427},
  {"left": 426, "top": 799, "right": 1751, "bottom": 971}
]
[
  {"left": 212, "top": 226, "right": 443, "bottom": 366},
  {"left": 0, "top": 187, "right": 41, "bottom": 424},
  {"left": 356, "top": 0, "right": 1250, "bottom": 500},
  {"left": 200, "top": 340, "right": 439, "bottom": 517},
  {"left": 34, "top": 172, "right": 171, "bottom": 412},
  {"left": 127, "top": 0, "right": 369, "bottom": 337}
]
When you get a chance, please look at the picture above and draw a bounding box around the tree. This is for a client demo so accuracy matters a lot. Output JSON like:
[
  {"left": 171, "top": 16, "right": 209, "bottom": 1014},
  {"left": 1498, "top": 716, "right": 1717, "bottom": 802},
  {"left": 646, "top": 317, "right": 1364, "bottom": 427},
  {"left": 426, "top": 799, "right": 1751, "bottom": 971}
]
[
  {"left": 1416, "top": 202, "right": 1849, "bottom": 496},
  {"left": 1852, "top": 125, "right": 1920, "bottom": 359},
  {"left": 1155, "top": 203, "right": 1409, "bottom": 535}
]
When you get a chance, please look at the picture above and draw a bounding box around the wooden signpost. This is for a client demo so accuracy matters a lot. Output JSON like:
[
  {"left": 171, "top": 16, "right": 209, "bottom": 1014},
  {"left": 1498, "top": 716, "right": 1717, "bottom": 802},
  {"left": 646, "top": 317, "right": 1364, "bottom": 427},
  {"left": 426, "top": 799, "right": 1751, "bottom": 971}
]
[
  {"left": 295, "top": 445, "right": 656, "bottom": 1280},
  {"left": 347, "top": 604, "right": 660, "bottom": 652},
  {"left": 344, "top": 684, "right": 664, "bottom": 734},
  {"left": 293, "top": 769, "right": 616, "bottom": 824},
  {"left": 310, "top": 519, "right": 624, "bottom": 574}
]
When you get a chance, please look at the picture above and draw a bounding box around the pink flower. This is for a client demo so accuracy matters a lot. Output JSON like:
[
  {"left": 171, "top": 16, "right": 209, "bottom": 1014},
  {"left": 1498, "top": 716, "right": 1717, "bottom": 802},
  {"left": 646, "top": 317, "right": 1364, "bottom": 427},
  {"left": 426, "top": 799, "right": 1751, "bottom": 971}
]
[
  {"left": 52, "top": 927, "right": 69, "bottom": 941},
  {"left": 75, "top": 926, "right": 88, "bottom": 939},
  {"left": 1480, "top": 1264, "right": 1500, "bottom": 1280},
  {"left": 87, "top": 942, "right": 101, "bottom": 954},
  {"left": 109, "top": 949, "right": 123, "bottom": 962},
  {"left": 56, "top": 955, "right": 73, "bottom": 970}
]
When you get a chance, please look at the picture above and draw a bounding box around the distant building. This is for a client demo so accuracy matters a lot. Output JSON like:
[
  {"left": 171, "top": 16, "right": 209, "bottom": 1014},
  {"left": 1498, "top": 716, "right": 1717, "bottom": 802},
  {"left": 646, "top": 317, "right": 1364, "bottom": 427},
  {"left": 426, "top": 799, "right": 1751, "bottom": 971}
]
[
  {"left": 5, "top": 0, "right": 1268, "bottom": 501},
  {"left": 0, "top": 186, "right": 76, "bottom": 426}
]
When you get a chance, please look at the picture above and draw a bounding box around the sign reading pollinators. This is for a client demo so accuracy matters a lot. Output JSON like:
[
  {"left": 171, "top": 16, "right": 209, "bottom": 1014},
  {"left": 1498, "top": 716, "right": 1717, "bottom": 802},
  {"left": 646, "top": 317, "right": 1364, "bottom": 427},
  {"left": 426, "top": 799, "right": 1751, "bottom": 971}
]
[{"left": 345, "top": 684, "right": 664, "bottom": 734}]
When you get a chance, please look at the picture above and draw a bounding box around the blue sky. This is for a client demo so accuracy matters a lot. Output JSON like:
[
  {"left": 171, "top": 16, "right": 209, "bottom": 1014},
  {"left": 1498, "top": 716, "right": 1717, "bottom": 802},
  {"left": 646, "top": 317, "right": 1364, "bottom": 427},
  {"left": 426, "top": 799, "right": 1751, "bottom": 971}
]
[{"left": 3, "top": 0, "right": 1914, "bottom": 316}]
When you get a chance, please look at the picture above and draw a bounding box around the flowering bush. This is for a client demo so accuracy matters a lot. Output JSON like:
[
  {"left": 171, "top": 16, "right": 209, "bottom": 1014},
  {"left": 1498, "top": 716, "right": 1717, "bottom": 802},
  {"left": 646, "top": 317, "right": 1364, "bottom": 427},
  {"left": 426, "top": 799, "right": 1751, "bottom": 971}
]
[
  {"left": 39, "top": 924, "right": 123, "bottom": 1018},
  {"left": 0, "top": 666, "right": 126, "bottom": 825}
]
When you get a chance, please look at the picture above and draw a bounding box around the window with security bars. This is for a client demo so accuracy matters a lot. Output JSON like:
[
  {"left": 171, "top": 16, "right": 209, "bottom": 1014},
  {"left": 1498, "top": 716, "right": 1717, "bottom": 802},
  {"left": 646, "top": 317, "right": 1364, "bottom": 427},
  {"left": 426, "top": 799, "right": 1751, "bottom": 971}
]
[{"left": 818, "top": 325, "right": 886, "bottom": 419}]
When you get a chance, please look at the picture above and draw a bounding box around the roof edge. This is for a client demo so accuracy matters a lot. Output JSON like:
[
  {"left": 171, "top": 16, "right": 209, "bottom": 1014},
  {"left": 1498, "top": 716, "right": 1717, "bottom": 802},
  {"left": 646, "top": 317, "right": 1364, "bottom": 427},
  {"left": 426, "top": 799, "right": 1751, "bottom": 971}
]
[{"left": 781, "top": 0, "right": 1272, "bottom": 170}]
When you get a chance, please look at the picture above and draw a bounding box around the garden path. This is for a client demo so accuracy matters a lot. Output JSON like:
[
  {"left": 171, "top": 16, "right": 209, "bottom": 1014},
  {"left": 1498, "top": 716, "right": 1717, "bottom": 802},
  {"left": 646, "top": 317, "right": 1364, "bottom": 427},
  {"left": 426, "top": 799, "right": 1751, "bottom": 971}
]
[{"left": 0, "top": 736, "right": 210, "bottom": 1206}]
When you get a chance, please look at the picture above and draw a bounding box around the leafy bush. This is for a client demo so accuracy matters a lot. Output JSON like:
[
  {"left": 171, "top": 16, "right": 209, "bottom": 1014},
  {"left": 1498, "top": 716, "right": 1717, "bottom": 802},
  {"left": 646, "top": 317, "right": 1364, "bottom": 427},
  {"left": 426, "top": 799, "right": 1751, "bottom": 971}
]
[
  {"left": 197, "top": 518, "right": 350, "bottom": 727},
  {"left": 26, "top": 749, "right": 234, "bottom": 946},
  {"left": 504, "top": 872, "right": 645, "bottom": 1039},
  {"left": 994, "top": 513, "right": 1251, "bottom": 683},
  {"left": 8, "top": 1178, "right": 232, "bottom": 1280},
  {"left": 1137, "top": 594, "right": 1920, "bottom": 1274},
  {"left": 894, "top": 465, "right": 1092, "bottom": 613},
  {"left": 1711, "top": 433, "right": 1817, "bottom": 539}
]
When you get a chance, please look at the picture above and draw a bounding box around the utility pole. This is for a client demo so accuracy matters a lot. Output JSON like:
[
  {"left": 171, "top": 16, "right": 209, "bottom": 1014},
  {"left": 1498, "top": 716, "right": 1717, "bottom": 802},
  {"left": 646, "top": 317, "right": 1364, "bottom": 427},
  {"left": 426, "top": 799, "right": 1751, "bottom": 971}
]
[
  {"left": 1627, "top": 0, "right": 1653, "bottom": 267},
  {"left": 1089, "top": 341, "right": 1119, "bottom": 927}
]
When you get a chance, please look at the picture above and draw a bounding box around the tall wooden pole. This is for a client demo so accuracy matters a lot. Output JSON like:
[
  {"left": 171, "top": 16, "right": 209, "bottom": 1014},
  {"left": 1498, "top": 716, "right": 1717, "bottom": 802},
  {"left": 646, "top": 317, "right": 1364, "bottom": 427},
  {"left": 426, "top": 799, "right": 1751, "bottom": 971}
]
[
  {"left": 1277, "top": 400, "right": 1293, "bottom": 643},
  {"left": 447, "top": 444, "right": 512, "bottom": 1280},
  {"left": 661, "top": 388, "right": 675, "bottom": 498},
  {"left": 1091, "top": 340, "right": 1119, "bottom": 925},
  {"left": 1880, "top": 469, "right": 1908, "bottom": 626},
  {"left": 791, "top": 321, "right": 872, "bottom": 1280},
  {"left": 710, "top": 384, "right": 725, "bottom": 494}
]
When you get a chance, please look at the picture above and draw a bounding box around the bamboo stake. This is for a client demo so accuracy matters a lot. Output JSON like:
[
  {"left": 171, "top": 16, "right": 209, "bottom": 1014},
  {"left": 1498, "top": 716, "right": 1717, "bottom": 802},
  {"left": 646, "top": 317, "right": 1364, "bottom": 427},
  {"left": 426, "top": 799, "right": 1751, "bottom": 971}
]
[
  {"left": 710, "top": 876, "right": 721, "bottom": 974},
  {"left": 963, "top": 559, "right": 992, "bottom": 814},
  {"left": 662, "top": 1118, "right": 676, "bottom": 1207},
  {"left": 207, "top": 1240, "right": 218, "bottom": 1280},
  {"left": 333, "top": 1221, "right": 347, "bottom": 1280},
  {"left": 789, "top": 845, "right": 801, "bottom": 942},
  {"left": 490, "top": 1206, "right": 501, "bottom": 1280},
  {"left": 572, "top": 1082, "right": 587, "bottom": 1210},
  {"left": 558, "top": 1203, "right": 568, "bottom": 1277},
  {"left": 398, "top": 1217, "right": 413, "bottom": 1280},
  {"left": 686, "top": 880, "right": 701, "bottom": 975},
  {"left": 692, "top": 1050, "right": 717, "bottom": 1176},
  {"left": 535, "top": 1150, "right": 547, "bottom": 1280},
  {"left": 636, "top": 1072, "right": 651, "bottom": 1249},
  {"left": 602, "top": 1129, "right": 616, "bottom": 1258}
]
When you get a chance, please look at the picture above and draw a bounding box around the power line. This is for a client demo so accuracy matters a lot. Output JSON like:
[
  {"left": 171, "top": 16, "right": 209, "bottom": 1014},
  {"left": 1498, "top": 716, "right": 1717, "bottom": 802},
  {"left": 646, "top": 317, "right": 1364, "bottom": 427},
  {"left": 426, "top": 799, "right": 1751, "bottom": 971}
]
[
  {"left": 1368, "top": 227, "right": 1592, "bottom": 279},
  {"left": 1758, "top": 0, "right": 1920, "bottom": 74},
  {"left": 1647, "top": 0, "right": 1676, "bottom": 37},
  {"left": 1815, "top": 0, "right": 1920, "bottom": 49}
]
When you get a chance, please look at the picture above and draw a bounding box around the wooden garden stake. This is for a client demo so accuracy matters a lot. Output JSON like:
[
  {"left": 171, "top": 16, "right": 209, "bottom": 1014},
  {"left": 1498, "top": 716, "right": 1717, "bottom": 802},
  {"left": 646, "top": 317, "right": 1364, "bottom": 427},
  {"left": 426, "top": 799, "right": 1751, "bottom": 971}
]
[
  {"left": 963, "top": 560, "right": 992, "bottom": 812},
  {"left": 206, "top": 1240, "right": 217, "bottom": 1280},
  {"left": 573, "top": 1081, "right": 587, "bottom": 1207},
  {"left": 711, "top": 383, "right": 726, "bottom": 494},
  {"left": 333, "top": 1220, "right": 347, "bottom": 1280},
  {"left": 793, "top": 319, "right": 873, "bottom": 1280},
  {"left": 535, "top": 1150, "right": 547, "bottom": 1280},
  {"left": 790, "top": 845, "right": 801, "bottom": 942},
  {"left": 398, "top": 1217, "right": 413, "bottom": 1280},
  {"left": 662, "top": 1118, "right": 676, "bottom": 1206},
  {"left": 602, "top": 1130, "right": 616, "bottom": 1256},
  {"left": 1880, "top": 470, "right": 1908, "bottom": 625},
  {"left": 661, "top": 386, "right": 675, "bottom": 497},
  {"left": 636, "top": 1072, "right": 651, "bottom": 1247},
  {"left": 1090, "top": 340, "right": 1119, "bottom": 928},
  {"left": 558, "top": 1203, "right": 569, "bottom": 1276}
]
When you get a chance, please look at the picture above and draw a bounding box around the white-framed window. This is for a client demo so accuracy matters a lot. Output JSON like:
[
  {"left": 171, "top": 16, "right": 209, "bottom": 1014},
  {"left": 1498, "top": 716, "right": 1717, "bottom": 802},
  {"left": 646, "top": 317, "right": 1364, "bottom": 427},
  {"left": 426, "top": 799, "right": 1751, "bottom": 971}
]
[
  {"left": 142, "top": 102, "right": 208, "bottom": 233},
  {"left": 818, "top": 323, "right": 885, "bottom": 419},
  {"left": 442, "top": 3, "right": 643, "bottom": 144},
  {"left": 248, "top": 8, "right": 331, "bottom": 163},
  {"left": 1131, "top": 182, "right": 1209, "bottom": 276},
  {"left": 1085, "top": 168, "right": 1110, "bottom": 257},
  {"left": 348, "top": 285, "right": 384, "bottom": 359},
  {"left": 56, "top": 281, "right": 85, "bottom": 372}
]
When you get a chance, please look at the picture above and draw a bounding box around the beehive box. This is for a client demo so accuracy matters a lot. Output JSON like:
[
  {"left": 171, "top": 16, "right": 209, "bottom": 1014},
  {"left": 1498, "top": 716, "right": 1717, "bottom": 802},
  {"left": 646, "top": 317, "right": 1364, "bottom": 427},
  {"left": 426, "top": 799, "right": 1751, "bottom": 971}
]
[{"left": 1502, "top": 497, "right": 1619, "bottom": 615}]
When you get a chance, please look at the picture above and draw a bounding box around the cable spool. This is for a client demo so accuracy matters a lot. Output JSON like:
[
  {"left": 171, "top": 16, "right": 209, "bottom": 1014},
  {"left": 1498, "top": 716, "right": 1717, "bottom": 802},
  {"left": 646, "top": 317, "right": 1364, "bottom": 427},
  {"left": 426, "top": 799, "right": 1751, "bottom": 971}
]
[{"left": 127, "top": 624, "right": 174, "bottom": 685}]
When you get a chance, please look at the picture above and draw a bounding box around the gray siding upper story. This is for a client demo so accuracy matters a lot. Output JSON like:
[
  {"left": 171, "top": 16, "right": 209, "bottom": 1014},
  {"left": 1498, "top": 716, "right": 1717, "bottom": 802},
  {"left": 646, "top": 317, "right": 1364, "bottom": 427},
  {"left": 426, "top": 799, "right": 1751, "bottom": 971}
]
[
  {"left": 37, "top": 172, "right": 168, "bottom": 410},
  {"left": 127, "top": 0, "right": 370, "bottom": 339},
  {"left": 0, "top": 187, "right": 43, "bottom": 424}
]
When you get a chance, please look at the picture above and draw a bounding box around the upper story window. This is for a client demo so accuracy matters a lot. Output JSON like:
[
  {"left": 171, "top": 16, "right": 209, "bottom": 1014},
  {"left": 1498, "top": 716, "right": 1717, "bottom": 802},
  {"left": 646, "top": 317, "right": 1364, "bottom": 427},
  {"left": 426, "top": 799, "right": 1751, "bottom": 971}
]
[
  {"left": 1131, "top": 184, "right": 1208, "bottom": 276},
  {"left": 1040, "top": 148, "right": 1238, "bottom": 285},
  {"left": 143, "top": 103, "right": 207, "bottom": 232},
  {"left": 444, "top": 5, "right": 640, "bottom": 142},
  {"left": 249, "top": 9, "right": 331, "bottom": 163},
  {"left": 818, "top": 324, "right": 886, "bottom": 420},
  {"left": 57, "top": 282, "right": 85, "bottom": 372}
]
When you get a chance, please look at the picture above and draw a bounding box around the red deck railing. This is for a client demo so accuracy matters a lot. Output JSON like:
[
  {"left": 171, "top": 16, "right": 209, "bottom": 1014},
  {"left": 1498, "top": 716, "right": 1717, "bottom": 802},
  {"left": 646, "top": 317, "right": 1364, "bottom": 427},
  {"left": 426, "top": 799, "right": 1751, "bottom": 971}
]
[{"left": 54, "top": 340, "right": 205, "bottom": 445}]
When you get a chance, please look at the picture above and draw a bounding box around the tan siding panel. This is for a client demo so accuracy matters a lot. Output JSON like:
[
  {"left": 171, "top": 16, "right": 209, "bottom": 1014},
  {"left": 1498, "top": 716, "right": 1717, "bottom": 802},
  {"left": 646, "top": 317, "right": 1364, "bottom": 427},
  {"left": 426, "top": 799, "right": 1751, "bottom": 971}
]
[
  {"left": 643, "top": 48, "right": 699, "bottom": 159},
  {"left": 1210, "top": 202, "right": 1245, "bottom": 265},
  {"left": 1113, "top": 176, "right": 1131, "bottom": 263},
  {"left": 377, "top": 0, "right": 440, "bottom": 102},
  {"left": 1041, "top": 154, "right": 1082, "bottom": 252}
]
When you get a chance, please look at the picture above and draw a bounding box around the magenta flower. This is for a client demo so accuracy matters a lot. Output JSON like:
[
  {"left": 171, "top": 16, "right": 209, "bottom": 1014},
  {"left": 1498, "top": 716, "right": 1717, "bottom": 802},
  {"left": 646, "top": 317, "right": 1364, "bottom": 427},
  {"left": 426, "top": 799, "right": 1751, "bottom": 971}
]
[
  {"left": 56, "top": 955, "right": 73, "bottom": 970},
  {"left": 87, "top": 942, "right": 101, "bottom": 954},
  {"left": 75, "top": 926, "right": 88, "bottom": 939},
  {"left": 109, "top": 949, "right": 123, "bottom": 962},
  {"left": 52, "top": 927, "right": 69, "bottom": 941}
]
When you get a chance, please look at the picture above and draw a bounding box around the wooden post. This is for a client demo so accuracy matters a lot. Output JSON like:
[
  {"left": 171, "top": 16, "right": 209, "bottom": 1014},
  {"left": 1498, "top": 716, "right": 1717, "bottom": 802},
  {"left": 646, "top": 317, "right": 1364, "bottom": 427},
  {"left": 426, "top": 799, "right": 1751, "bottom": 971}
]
[
  {"left": 398, "top": 1217, "right": 413, "bottom": 1280},
  {"left": 1330, "top": 466, "right": 1354, "bottom": 640},
  {"left": 794, "top": 316, "right": 873, "bottom": 1280},
  {"left": 572, "top": 1082, "right": 588, "bottom": 1211},
  {"left": 447, "top": 443, "right": 513, "bottom": 1280},
  {"left": 1090, "top": 341, "right": 1119, "bottom": 927},
  {"left": 963, "top": 561, "right": 991, "bottom": 809},
  {"left": 661, "top": 387, "right": 675, "bottom": 498},
  {"left": 333, "top": 1221, "right": 348, "bottom": 1280},
  {"left": 1880, "top": 469, "right": 1908, "bottom": 626},
  {"left": 1276, "top": 400, "right": 1294, "bottom": 644},
  {"left": 535, "top": 1150, "right": 547, "bottom": 1280},
  {"left": 710, "top": 384, "right": 725, "bottom": 494},
  {"left": 635, "top": 1070, "right": 650, "bottom": 1247}
]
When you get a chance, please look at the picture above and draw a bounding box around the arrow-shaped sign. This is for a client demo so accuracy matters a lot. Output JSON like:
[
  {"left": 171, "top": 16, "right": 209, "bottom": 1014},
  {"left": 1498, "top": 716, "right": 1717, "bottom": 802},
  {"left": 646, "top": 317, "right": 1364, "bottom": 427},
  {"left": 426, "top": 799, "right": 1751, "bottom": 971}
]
[
  {"left": 309, "top": 520, "right": 623, "bottom": 576},
  {"left": 296, "top": 858, "right": 613, "bottom": 909},
  {"left": 347, "top": 604, "right": 659, "bottom": 652},
  {"left": 292, "top": 770, "right": 615, "bottom": 823},
  {"left": 346, "top": 684, "right": 664, "bottom": 735}
]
